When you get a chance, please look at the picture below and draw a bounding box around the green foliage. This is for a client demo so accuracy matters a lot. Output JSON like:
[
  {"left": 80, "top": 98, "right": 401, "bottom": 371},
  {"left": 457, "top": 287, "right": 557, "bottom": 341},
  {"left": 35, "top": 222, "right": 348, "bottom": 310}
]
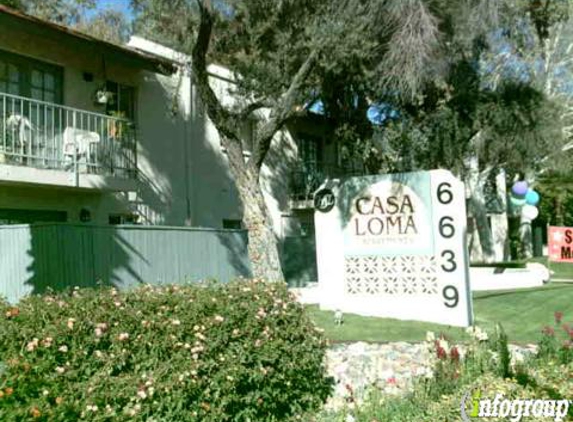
[
  {"left": 132, "top": 0, "right": 199, "bottom": 51},
  {"left": 0, "top": 281, "right": 333, "bottom": 421},
  {"left": 493, "top": 324, "right": 512, "bottom": 379},
  {"left": 479, "top": 0, "right": 573, "bottom": 176},
  {"left": 10, "top": 0, "right": 96, "bottom": 26},
  {"left": 3, "top": 0, "right": 130, "bottom": 44},
  {"left": 374, "top": 74, "right": 563, "bottom": 177},
  {"left": 537, "top": 174, "right": 573, "bottom": 226},
  {"left": 523, "top": 0, "right": 571, "bottom": 40},
  {"left": 0, "top": 0, "right": 24, "bottom": 9},
  {"left": 131, "top": 0, "right": 455, "bottom": 153},
  {"left": 74, "top": 8, "right": 131, "bottom": 44}
]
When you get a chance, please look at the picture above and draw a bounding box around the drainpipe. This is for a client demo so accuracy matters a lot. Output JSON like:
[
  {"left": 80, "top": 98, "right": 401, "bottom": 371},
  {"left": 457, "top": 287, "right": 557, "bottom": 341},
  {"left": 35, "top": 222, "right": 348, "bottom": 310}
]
[{"left": 183, "top": 64, "right": 194, "bottom": 225}]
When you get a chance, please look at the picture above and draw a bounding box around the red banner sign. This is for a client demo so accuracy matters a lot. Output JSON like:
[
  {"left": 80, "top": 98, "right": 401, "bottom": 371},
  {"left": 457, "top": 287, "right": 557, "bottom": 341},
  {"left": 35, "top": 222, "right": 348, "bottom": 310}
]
[{"left": 548, "top": 226, "right": 573, "bottom": 262}]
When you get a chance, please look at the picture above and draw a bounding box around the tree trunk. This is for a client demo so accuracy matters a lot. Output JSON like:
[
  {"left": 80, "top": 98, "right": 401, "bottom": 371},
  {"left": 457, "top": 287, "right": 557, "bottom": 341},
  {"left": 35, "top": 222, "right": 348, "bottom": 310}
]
[
  {"left": 239, "top": 169, "right": 284, "bottom": 282},
  {"left": 555, "top": 194, "right": 564, "bottom": 226},
  {"left": 468, "top": 193, "right": 496, "bottom": 263},
  {"left": 465, "top": 150, "right": 496, "bottom": 263},
  {"left": 223, "top": 137, "right": 285, "bottom": 282}
]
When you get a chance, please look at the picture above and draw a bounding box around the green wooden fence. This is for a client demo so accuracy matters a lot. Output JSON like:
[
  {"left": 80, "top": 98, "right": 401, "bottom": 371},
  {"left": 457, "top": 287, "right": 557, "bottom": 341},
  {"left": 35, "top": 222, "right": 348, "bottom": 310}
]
[{"left": 0, "top": 223, "right": 251, "bottom": 303}]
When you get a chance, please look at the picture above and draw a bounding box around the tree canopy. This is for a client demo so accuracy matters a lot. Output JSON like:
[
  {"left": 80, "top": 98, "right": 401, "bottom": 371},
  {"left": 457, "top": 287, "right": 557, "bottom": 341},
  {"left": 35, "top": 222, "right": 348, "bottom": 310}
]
[
  {"left": 0, "top": 0, "right": 130, "bottom": 44},
  {"left": 128, "top": 0, "right": 573, "bottom": 270},
  {"left": 7, "top": 0, "right": 567, "bottom": 269}
]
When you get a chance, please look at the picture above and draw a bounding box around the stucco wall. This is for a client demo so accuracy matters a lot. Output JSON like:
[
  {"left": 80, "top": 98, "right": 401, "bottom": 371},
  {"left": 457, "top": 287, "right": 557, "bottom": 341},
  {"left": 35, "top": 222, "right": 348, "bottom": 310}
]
[
  {"left": 0, "top": 23, "right": 147, "bottom": 223},
  {"left": 0, "top": 23, "right": 142, "bottom": 113},
  {"left": 0, "top": 184, "right": 126, "bottom": 223},
  {"left": 0, "top": 28, "right": 301, "bottom": 236},
  {"left": 129, "top": 37, "right": 299, "bottom": 238}
]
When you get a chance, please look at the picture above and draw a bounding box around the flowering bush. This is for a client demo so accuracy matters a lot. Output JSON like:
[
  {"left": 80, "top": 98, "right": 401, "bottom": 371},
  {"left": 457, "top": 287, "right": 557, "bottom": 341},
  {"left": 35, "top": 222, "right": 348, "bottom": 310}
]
[
  {"left": 0, "top": 280, "right": 333, "bottom": 421},
  {"left": 537, "top": 310, "right": 573, "bottom": 364}
]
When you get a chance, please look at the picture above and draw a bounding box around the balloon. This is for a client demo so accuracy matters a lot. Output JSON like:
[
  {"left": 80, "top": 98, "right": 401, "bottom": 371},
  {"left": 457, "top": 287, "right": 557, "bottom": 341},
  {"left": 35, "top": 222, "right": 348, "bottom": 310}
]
[
  {"left": 509, "top": 195, "right": 526, "bottom": 207},
  {"left": 511, "top": 181, "right": 528, "bottom": 197},
  {"left": 521, "top": 204, "right": 539, "bottom": 220},
  {"left": 525, "top": 189, "right": 540, "bottom": 206}
]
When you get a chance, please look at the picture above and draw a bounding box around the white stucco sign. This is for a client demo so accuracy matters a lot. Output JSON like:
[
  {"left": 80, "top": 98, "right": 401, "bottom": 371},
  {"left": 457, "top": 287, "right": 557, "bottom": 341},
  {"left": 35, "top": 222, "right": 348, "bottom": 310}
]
[{"left": 314, "top": 170, "right": 473, "bottom": 327}]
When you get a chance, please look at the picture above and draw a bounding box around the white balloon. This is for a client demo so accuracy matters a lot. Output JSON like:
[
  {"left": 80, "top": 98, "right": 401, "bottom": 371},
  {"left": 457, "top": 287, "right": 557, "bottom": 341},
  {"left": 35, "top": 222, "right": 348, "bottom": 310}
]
[{"left": 521, "top": 204, "right": 539, "bottom": 220}]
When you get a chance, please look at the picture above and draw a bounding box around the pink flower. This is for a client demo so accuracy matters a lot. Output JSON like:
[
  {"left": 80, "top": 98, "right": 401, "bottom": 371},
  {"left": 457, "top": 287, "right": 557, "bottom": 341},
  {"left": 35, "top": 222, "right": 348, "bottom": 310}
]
[
  {"left": 344, "top": 384, "right": 355, "bottom": 403},
  {"left": 450, "top": 346, "right": 460, "bottom": 362},
  {"left": 387, "top": 377, "right": 397, "bottom": 385},
  {"left": 542, "top": 326, "right": 555, "bottom": 336},
  {"left": 118, "top": 333, "right": 129, "bottom": 341}
]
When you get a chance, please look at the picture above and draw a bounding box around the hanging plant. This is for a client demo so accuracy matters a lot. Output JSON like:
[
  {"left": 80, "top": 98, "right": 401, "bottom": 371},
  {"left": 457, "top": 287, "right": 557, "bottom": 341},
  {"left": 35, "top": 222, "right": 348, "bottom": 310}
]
[{"left": 94, "top": 88, "right": 113, "bottom": 105}]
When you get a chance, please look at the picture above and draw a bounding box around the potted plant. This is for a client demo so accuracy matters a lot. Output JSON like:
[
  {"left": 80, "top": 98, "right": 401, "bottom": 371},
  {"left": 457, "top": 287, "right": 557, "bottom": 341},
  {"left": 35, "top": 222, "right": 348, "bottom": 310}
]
[{"left": 94, "top": 88, "right": 113, "bottom": 105}]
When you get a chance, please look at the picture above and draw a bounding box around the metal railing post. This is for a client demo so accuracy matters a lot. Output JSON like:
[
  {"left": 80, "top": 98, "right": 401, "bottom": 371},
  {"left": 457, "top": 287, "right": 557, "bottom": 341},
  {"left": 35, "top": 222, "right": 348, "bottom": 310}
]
[{"left": 73, "top": 110, "right": 79, "bottom": 187}]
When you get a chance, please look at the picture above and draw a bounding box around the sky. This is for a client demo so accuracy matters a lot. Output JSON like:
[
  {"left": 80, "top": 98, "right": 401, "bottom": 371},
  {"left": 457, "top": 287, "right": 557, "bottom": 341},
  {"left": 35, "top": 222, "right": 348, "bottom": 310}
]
[{"left": 93, "top": 0, "right": 134, "bottom": 20}]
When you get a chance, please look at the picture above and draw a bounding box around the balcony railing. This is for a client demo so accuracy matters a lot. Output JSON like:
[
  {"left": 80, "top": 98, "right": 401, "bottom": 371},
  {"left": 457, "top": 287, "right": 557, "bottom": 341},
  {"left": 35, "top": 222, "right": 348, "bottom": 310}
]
[
  {"left": 289, "top": 160, "right": 365, "bottom": 201},
  {"left": 0, "top": 92, "right": 137, "bottom": 180}
]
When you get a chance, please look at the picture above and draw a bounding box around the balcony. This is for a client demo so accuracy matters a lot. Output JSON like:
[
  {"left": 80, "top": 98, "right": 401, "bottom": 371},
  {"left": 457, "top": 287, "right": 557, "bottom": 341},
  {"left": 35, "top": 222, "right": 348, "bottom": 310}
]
[
  {"left": 289, "top": 160, "right": 365, "bottom": 209},
  {"left": 0, "top": 92, "right": 137, "bottom": 191}
]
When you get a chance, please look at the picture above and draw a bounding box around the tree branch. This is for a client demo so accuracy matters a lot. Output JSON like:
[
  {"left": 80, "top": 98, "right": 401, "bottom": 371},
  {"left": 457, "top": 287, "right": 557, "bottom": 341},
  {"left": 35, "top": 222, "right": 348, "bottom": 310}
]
[
  {"left": 250, "top": 49, "right": 319, "bottom": 171},
  {"left": 236, "top": 98, "right": 276, "bottom": 119},
  {"left": 191, "top": 0, "right": 238, "bottom": 142}
]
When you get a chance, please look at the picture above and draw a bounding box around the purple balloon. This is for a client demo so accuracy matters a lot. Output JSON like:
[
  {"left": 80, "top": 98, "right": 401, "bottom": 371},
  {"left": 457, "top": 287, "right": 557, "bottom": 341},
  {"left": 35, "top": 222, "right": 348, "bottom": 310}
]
[{"left": 511, "top": 181, "right": 528, "bottom": 197}]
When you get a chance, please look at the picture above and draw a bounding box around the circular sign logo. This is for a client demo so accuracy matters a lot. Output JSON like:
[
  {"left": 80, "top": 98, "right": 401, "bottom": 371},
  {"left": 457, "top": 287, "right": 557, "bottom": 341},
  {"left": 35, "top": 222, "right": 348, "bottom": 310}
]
[{"left": 314, "top": 189, "right": 336, "bottom": 213}]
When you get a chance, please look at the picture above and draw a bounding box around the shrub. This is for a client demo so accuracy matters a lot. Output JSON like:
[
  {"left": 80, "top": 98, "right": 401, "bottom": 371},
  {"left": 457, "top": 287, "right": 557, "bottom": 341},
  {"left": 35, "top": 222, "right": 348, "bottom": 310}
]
[{"left": 0, "top": 280, "right": 333, "bottom": 421}]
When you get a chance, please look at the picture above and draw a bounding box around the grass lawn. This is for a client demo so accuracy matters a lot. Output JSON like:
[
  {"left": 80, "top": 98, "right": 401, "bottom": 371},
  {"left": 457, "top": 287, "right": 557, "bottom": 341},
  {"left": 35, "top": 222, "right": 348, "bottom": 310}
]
[
  {"left": 529, "top": 256, "right": 573, "bottom": 280},
  {"left": 307, "top": 283, "right": 573, "bottom": 344}
]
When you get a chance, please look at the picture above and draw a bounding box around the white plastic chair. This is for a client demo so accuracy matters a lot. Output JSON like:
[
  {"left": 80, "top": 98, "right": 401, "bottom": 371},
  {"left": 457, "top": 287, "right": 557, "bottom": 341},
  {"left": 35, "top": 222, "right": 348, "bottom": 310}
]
[{"left": 63, "top": 127, "right": 100, "bottom": 172}]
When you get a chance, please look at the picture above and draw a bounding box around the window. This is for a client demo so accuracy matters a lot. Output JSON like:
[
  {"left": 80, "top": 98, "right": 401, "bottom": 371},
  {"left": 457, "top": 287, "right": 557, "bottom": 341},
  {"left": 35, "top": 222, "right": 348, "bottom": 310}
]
[
  {"left": 223, "top": 219, "right": 242, "bottom": 230},
  {"left": 105, "top": 81, "right": 136, "bottom": 120},
  {"left": 0, "top": 61, "right": 21, "bottom": 96},
  {"left": 0, "top": 208, "right": 67, "bottom": 225},
  {"left": 30, "top": 68, "right": 59, "bottom": 103},
  {"left": 296, "top": 135, "right": 320, "bottom": 165},
  {"left": 109, "top": 214, "right": 139, "bottom": 225},
  {"left": 0, "top": 49, "right": 63, "bottom": 103}
]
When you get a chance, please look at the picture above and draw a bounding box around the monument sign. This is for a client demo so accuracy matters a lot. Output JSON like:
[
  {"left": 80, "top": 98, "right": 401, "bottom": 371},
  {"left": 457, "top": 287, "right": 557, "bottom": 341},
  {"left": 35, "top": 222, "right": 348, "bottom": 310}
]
[{"left": 314, "top": 170, "right": 473, "bottom": 327}]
